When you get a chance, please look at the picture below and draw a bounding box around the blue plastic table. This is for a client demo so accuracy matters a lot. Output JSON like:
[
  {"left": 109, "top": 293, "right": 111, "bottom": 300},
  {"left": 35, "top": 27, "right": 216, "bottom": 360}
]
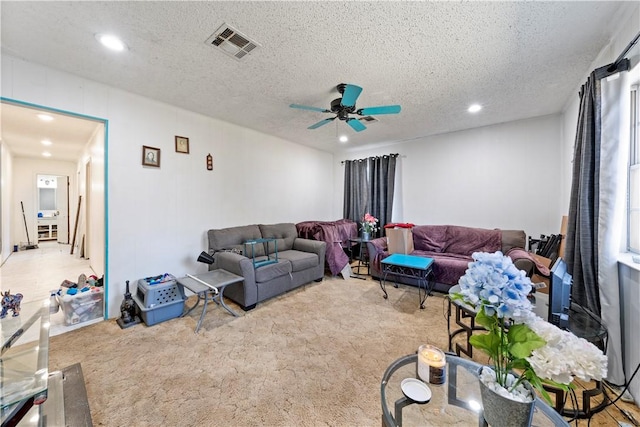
[{"left": 380, "top": 254, "right": 434, "bottom": 309}]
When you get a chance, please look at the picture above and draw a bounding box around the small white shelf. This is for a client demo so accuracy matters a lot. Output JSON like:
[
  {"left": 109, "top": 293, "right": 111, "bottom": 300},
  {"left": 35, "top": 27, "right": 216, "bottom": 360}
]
[{"left": 37, "top": 218, "right": 58, "bottom": 241}]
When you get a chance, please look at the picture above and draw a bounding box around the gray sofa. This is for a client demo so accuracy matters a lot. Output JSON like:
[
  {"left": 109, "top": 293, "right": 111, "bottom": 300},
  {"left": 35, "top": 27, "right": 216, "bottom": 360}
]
[{"left": 207, "top": 223, "right": 326, "bottom": 310}]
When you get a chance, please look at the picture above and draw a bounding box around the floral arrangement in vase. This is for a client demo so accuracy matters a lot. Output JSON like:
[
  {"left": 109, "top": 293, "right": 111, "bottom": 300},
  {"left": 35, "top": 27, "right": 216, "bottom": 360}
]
[
  {"left": 452, "top": 251, "right": 608, "bottom": 405},
  {"left": 361, "top": 213, "right": 379, "bottom": 235}
]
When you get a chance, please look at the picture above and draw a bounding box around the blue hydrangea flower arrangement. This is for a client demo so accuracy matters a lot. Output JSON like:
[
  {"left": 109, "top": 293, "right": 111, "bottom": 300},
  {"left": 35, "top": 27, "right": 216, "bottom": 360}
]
[{"left": 453, "top": 251, "right": 607, "bottom": 404}]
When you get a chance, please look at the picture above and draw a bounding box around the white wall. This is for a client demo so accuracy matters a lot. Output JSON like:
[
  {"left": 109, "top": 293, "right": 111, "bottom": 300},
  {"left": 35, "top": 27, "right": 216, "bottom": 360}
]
[
  {"left": 620, "top": 262, "right": 640, "bottom": 403},
  {"left": 74, "top": 125, "right": 105, "bottom": 278},
  {"left": 334, "top": 114, "right": 563, "bottom": 240},
  {"left": 1, "top": 55, "right": 335, "bottom": 318},
  {"left": 0, "top": 142, "right": 14, "bottom": 264},
  {"left": 11, "top": 157, "right": 77, "bottom": 248}
]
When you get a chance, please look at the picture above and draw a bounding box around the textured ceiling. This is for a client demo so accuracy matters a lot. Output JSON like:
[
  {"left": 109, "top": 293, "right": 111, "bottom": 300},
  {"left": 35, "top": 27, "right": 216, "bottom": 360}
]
[
  {"left": 0, "top": 103, "right": 102, "bottom": 162},
  {"left": 0, "top": 1, "right": 631, "bottom": 156}
]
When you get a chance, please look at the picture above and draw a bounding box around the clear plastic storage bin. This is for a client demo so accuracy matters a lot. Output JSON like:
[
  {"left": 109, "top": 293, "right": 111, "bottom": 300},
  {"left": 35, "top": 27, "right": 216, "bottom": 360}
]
[{"left": 56, "top": 287, "right": 104, "bottom": 325}]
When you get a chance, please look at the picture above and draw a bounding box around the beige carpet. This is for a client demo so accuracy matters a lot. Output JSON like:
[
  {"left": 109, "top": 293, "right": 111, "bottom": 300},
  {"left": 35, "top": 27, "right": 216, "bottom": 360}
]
[{"left": 49, "top": 275, "right": 453, "bottom": 426}]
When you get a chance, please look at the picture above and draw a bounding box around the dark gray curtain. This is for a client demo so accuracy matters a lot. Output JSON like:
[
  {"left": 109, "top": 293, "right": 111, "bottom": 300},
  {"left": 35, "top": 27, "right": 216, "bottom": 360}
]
[
  {"left": 565, "top": 70, "right": 601, "bottom": 315},
  {"left": 343, "top": 159, "right": 369, "bottom": 225},
  {"left": 343, "top": 154, "right": 397, "bottom": 238},
  {"left": 369, "top": 155, "right": 397, "bottom": 238}
]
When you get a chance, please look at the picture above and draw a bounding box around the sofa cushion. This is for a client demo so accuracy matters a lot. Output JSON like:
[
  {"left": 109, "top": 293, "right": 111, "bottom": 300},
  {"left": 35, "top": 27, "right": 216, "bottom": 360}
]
[
  {"left": 431, "top": 252, "right": 474, "bottom": 285},
  {"left": 444, "top": 225, "right": 501, "bottom": 256},
  {"left": 412, "top": 225, "right": 448, "bottom": 253},
  {"left": 278, "top": 250, "right": 318, "bottom": 272},
  {"left": 254, "top": 259, "right": 292, "bottom": 283},
  {"left": 208, "top": 225, "right": 265, "bottom": 257},
  {"left": 259, "top": 223, "right": 297, "bottom": 252}
]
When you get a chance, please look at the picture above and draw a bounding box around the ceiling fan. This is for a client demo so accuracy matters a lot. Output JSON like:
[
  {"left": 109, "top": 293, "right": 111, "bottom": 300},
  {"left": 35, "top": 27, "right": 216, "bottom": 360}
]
[{"left": 289, "top": 83, "right": 401, "bottom": 132}]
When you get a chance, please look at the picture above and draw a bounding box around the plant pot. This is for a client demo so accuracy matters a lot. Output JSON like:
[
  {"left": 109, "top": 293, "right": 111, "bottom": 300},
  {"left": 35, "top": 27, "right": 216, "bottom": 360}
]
[
  {"left": 361, "top": 231, "right": 371, "bottom": 241},
  {"left": 478, "top": 367, "right": 535, "bottom": 427}
]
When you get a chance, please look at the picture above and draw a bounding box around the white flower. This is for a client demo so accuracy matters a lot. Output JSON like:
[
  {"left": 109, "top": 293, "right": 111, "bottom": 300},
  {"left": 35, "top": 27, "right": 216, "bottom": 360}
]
[
  {"left": 457, "top": 251, "right": 608, "bottom": 392},
  {"left": 526, "top": 315, "right": 608, "bottom": 384}
]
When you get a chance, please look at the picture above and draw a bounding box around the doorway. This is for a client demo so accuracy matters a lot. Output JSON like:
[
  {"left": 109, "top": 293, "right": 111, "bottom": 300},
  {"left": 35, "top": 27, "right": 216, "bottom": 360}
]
[
  {"left": 0, "top": 97, "right": 108, "bottom": 322},
  {"left": 36, "top": 174, "right": 69, "bottom": 244}
]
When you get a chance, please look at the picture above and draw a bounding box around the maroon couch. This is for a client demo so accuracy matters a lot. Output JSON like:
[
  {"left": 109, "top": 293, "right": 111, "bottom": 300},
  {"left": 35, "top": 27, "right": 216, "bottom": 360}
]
[{"left": 366, "top": 224, "right": 539, "bottom": 293}]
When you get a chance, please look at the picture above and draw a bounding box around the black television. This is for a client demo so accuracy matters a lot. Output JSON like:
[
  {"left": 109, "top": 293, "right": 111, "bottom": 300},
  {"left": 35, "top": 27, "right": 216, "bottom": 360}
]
[{"left": 549, "top": 257, "right": 572, "bottom": 329}]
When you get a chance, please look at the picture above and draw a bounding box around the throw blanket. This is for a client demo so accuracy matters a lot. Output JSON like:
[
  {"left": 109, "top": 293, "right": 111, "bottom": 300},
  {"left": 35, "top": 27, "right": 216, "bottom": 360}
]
[
  {"left": 506, "top": 248, "right": 551, "bottom": 276},
  {"left": 296, "top": 220, "right": 357, "bottom": 276}
]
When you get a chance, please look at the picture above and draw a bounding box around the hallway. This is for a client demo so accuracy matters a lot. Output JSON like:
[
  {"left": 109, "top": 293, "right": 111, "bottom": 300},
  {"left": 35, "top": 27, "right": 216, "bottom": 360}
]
[{"left": 0, "top": 241, "right": 103, "bottom": 338}]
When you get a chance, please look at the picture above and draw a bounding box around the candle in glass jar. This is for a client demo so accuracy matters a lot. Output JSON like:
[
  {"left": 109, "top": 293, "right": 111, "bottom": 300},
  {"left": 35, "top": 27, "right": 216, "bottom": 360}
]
[{"left": 417, "top": 344, "right": 446, "bottom": 385}]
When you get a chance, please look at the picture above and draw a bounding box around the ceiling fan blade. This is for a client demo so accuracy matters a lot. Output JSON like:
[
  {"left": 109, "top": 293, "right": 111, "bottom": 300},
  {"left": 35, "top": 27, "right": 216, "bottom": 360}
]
[
  {"left": 308, "top": 117, "right": 336, "bottom": 129},
  {"left": 346, "top": 118, "right": 366, "bottom": 132},
  {"left": 357, "top": 105, "right": 402, "bottom": 115},
  {"left": 340, "top": 84, "right": 363, "bottom": 108},
  {"left": 290, "top": 104, "right": 330, "bottom": 113}
]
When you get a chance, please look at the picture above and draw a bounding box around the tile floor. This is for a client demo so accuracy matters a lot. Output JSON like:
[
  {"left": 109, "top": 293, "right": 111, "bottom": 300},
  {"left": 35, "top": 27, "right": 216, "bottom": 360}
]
[{"left": 0, "top": 240, "right": 103, "bottom": 339}]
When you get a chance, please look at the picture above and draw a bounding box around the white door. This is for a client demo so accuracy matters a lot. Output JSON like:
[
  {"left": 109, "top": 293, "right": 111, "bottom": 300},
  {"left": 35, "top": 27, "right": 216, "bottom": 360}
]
[
  {"left": 84, "top": 161, "right": 91, "bottom": 259},
  {"left": 56, "top": 175, "right": 69, "bottom": 243}
]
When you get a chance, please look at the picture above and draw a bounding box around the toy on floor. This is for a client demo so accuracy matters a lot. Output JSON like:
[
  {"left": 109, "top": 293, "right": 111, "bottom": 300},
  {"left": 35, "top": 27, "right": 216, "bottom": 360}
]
[{"left": 1, "top": 290, "right": 23, "bottom": 318}]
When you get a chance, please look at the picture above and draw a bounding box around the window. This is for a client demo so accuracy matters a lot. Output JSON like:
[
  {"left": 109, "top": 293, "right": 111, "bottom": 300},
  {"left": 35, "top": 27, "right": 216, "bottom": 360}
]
[{"left": 629, "top": 85, "right": 639, "bottom": 253}]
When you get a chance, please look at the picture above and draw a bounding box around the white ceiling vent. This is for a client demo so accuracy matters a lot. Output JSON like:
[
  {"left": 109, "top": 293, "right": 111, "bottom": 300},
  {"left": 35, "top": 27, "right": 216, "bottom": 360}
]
[{"left": 205, "top": 24, "right": 260, "bottom": 61}]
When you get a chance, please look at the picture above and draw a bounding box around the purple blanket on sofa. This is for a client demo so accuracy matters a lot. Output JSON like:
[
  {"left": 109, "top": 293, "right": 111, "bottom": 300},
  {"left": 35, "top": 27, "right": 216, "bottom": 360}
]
[
  {"left": 296, "top": 219, "right": 357, "bottom": 276},
  {"left": 412, "top": 225, "right": 502, "bottom": 255}
]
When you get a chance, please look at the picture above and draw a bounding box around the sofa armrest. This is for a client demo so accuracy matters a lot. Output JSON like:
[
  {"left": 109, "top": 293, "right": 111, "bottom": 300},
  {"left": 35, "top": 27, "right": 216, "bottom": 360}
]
[
  {"left": 505, "top": 248, "right": 543, "bottom": 277},
  {"left": 215, "top": 251, "right": 257, "bottom": 307},
  {"left": 366, "top": 237, "right": 388, "bottom": 275},
  {"left": 215, "top": 252, "right": 256, "bottom": 282},
  {"left": 501, "top": 230, "right": 527, "bottom": 253},
  {"left": 293, "top": 237, "right": 326, "bottom": 255}
]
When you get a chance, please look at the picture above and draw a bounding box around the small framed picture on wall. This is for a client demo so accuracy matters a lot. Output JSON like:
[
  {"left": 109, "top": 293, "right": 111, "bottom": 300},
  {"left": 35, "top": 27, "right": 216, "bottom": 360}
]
[
  {"left": 142, "top": 145, "right": 161, "bottom": 167},
  {"left": 175, "top": 135, "right": 189, "bottom": 154}
]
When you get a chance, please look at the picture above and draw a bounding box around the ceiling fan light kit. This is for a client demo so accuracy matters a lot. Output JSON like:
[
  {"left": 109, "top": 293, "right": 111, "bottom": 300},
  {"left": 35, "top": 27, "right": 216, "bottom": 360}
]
[{"left": 290, "top": 83, "right": 401, "bottom": 133}]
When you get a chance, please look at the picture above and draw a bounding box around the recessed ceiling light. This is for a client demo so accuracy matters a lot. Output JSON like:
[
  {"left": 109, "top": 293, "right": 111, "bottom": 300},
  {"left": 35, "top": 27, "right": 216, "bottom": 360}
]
[
  {"left": 42, "top": 152, "right": 52, "bottom": 157},
  {"left": 37, "top": 114, "right": 54, "bottom": 122},
  {"left": 468, "top": 104, "right": 482, "bottom": 113},
  {"left": 96, "top": 33, "right": 127, "bottom": 51},
  {"left": 41, "top": 139, "right": 52, "bottom": 146},
  {"left": 339, "top": 135, "right": 349, "bottom": 143}
]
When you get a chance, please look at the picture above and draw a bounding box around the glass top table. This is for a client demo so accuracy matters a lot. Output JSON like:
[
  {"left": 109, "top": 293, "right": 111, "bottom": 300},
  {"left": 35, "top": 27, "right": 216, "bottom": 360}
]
[
  {"left": 1, "top": 298, "right": 51, "bottom": 423},
  {"left": 381, "top": 353, "right": 568, "bottom": 426}
]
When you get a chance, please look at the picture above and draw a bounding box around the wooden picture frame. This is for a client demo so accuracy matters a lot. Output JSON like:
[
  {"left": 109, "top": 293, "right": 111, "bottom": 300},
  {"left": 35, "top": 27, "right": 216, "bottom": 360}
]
[
  {"left": 175, "top": 135, "right": 189, "bottom": 154},
  {"left": 142, "top": 145, "right": 160, "bottom": 167}
]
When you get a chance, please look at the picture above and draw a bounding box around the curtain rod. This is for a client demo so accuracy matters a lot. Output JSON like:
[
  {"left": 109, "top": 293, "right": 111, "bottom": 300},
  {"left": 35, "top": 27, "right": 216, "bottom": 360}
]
[
  {"left": 608, "top": 30, "right": 640, "bottom": 73},
  {"left": 341, "top": 153, "right": 399, "bottom": 164},
  {"left": 596, "top": 30, "right": 640, "bottom": 79}
]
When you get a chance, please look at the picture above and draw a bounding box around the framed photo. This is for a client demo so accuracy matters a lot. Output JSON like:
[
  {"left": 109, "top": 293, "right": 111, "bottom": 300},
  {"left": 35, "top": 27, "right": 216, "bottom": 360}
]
[
  {"left": 175, "top": 135, "right": 189, "bottom": 154},
  {"left": 142, "top": 145, "right": 160, "bottom": 167}
]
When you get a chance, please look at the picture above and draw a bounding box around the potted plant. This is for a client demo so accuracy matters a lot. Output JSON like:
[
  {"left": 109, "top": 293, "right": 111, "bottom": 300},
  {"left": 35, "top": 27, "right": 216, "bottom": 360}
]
[
  {"left": 452, "top": 251, "right": 607, "bottom": 426},
  {"left": 361, "top": 213, "right": 378, "bottom": 240}
]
